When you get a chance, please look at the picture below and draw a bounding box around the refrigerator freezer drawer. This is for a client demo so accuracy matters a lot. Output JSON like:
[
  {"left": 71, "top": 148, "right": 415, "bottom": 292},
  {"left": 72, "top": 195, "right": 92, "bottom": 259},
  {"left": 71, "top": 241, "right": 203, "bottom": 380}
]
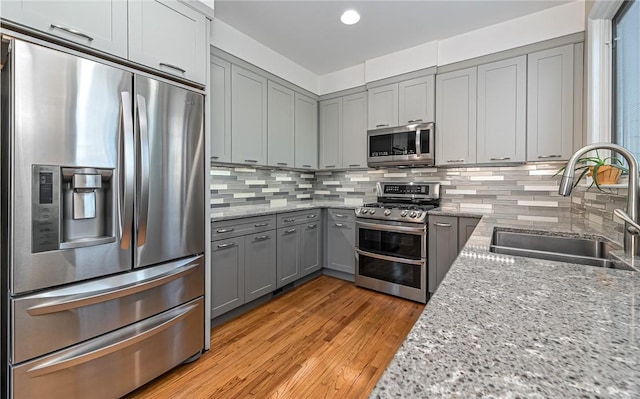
[
  {"left": 11, "top": 255, "right": 204, "bottom": 364},
  {"left": 11, "top": 297, "right": 204, "bottom": 399}
]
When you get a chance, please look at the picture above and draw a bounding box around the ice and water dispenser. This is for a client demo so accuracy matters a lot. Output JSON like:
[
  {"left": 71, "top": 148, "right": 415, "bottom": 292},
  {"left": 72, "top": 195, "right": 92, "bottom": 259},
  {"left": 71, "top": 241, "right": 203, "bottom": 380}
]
[{"left": 32, "top": 165, "right": 115, "bottom": 253}]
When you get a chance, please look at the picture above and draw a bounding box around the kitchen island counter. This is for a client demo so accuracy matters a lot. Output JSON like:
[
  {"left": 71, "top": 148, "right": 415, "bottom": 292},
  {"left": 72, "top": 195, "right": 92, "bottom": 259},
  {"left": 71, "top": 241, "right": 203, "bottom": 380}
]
[{"left": 371, "top": 212, "right": 640, "bottom": 398}]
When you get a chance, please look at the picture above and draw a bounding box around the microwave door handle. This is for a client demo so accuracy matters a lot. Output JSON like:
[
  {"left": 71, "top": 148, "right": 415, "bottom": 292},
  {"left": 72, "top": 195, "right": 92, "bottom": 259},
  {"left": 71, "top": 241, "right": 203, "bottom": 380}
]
[
  {"left": 427, "top": 126, "right": 435, "bottom": 157},
  {"left": 120, "top": 92, "right": 135, "bottom": 250},
  {"left": 416, "top": 128, "right": 422, "bottom": 156},
  {"left": 136, "top": 94, "right": 150, "bottom": 247}
]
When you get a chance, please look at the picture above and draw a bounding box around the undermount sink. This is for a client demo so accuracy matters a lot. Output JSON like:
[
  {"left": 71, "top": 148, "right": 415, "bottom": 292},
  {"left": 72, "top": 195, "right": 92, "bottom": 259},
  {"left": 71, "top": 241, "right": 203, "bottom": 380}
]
[{"left": 489, "top": 228, "right": 634, "bottom": 270}]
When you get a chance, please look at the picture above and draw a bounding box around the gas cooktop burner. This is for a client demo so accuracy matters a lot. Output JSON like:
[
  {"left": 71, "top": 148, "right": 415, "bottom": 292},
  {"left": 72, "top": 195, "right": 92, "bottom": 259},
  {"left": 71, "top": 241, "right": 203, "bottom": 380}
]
[{"left": 355, "top": 182, "right": 441, "bottom": 223}]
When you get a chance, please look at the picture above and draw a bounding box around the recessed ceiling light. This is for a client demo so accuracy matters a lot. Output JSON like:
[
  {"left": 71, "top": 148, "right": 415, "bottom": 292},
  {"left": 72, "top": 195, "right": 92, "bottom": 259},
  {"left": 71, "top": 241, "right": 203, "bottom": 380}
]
[{"left": 341, "top": 10, "right": 360, "bottom": 25}]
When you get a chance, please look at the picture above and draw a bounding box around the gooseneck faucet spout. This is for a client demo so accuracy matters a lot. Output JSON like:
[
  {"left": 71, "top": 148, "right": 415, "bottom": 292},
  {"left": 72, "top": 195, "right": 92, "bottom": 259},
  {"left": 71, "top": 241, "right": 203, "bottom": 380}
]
[{"left": 559, "top": 143, "right": 639, "bottom": 257}]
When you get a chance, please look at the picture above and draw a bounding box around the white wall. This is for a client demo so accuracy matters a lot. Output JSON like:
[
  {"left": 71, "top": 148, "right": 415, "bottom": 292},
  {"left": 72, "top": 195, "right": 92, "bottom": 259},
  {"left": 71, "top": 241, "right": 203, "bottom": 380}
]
[{"left": 212, "top": 1, "right": 586, "bottom": 96}]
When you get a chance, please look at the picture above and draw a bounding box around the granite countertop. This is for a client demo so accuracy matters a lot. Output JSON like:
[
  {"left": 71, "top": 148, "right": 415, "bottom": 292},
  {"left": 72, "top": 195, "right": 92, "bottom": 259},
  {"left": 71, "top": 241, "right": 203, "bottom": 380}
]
[
  {"left": 210, "top": 201, "right": 356, "bottom": 222},
  {"left": 371, "top": 213, "right": 640, "bottom": 398}
]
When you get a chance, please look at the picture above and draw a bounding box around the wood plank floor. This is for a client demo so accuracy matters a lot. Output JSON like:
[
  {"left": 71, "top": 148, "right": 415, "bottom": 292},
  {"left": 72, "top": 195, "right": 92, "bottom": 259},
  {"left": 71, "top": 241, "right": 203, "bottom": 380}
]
[{"left": 125, "top": 275, "right": 424, "bottom": 399}]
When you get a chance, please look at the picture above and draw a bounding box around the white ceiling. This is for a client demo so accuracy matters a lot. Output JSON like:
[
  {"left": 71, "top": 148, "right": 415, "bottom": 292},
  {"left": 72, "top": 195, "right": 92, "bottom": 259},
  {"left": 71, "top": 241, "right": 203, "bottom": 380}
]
[{"left": 214, "top": 0, "right": 574, "bottom": 76}]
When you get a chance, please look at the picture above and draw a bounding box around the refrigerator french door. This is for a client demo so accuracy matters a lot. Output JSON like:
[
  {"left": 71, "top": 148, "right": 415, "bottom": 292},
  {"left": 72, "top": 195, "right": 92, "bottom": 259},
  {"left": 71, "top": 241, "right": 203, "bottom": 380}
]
[{"left": 1, "top": 38, "right": 205, "bottom": 398}]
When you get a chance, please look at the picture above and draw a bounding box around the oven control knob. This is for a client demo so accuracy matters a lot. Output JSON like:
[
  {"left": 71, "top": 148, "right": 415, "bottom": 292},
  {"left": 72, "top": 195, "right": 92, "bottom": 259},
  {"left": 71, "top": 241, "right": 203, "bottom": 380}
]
[
  {"left": 369, "top": 209, "right": 376, "bottom": 215},
  {"left": 384, "top": 209, "right": 392, "bottom": 216},
  {"left": 361, "top": 208, "right": 368, "bottom": 214},
  {"left": 409, "top": 211, "right": 417, "bottom": 218},
  {"left": 415, "top": 211, "right": 423, "bottom": 218},
  {"left": 400, "top": 211, "right": 408, "bottom": 217}
]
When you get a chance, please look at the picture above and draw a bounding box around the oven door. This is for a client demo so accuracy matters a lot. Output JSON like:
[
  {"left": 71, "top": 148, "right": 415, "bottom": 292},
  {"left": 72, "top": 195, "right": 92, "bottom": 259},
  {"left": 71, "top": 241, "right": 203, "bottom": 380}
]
[
  {"left": 355, "top": 249, "right": 427, "bottom": 303},
  {"left": 356, "top": 221, "right": 426, "bottom": 259}
]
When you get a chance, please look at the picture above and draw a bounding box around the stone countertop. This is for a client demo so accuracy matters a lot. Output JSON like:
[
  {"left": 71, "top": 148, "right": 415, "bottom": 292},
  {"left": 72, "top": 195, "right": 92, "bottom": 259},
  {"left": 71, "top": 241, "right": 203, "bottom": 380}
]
[
  {"left": 211, "top": 201, "right": 356, "bottom": 222},
  {"left": 370, "top": 214, "right": 640, "bottom": 398}
]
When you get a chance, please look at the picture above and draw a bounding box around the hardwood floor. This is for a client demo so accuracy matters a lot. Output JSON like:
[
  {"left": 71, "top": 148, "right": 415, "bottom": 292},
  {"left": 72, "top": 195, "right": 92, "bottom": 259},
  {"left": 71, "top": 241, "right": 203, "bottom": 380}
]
[{"left": 125, "top": 275, "right": 424, "bottom": 399}]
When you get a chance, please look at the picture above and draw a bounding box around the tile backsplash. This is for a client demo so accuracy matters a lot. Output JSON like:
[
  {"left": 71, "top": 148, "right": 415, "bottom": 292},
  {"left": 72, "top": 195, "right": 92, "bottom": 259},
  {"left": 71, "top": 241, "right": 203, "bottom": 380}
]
[{"left": 211, "top": 162, "right": 628, "bottom": 238}]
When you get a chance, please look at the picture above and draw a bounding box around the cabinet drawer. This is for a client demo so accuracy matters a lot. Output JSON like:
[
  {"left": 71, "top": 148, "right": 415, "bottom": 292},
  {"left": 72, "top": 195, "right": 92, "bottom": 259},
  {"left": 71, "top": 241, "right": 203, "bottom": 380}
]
[
  {"left": 277, "top": 209, "right": 320, "bottom": 228},
  {"left": 328, "top": 208, "right": 356, "bottom": 223},
  {"left": 212, "top": 215, "right": 276, "bottom": 241}
]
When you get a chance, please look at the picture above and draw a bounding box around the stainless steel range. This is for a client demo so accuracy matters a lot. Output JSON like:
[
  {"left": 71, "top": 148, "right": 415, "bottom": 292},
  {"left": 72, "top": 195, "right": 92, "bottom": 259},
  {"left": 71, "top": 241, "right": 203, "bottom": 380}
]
[{"left": 354, "top": 182, "right": 440, "bottom": 303}]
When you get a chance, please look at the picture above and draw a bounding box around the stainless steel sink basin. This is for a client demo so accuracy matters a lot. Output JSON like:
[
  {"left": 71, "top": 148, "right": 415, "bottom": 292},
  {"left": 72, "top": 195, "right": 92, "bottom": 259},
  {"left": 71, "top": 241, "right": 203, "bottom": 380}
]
[{"left": 489, "top": 228, "right": 634, "bottom": 270}]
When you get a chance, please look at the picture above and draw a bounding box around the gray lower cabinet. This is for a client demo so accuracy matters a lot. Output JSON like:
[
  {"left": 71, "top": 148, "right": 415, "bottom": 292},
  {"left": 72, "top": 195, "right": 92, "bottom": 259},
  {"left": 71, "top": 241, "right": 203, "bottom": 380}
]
[
  {"left": 244, "top": 231, "right": 277, "bottom": 302},
  {"left": 276, "top": 209, "right": 322, "bottom": 288},
  {"left": 325, "top": 209, "right": 356, "bottom": 274},
  {"left": 428, "top": 215, "right": 480, "bottom": 294},
  {"left": 211, "top": 237, "right": 245, "bottom": 318}
]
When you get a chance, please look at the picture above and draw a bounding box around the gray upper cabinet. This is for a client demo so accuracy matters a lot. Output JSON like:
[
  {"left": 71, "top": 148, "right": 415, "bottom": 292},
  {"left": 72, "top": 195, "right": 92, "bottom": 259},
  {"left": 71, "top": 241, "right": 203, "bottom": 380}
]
[
  {"left": 294, "top": 93, "right": 318, "bottom": 169},
  {"left": 211, "top": 56, "right": 232, "bottom": 163},
  {"left": 244, "top": 231, "right": 277, "bottom": 303},
  {"left": 2, "top": 0, "right": 128, "bottom": 58},
  {"left": 267, "top": 81, "right": 295, "bottom": 168},
  {"left": 342, "top": 92, "right": 368, "bottom": 169},
  {"left": 398, "top": 75, "right": 435, "bottom": 126},
  {"left": 436, "top": 67, "right": 478, "bottom": 166},
  {"left": 319, "top": 97, "right": 343, "bottom": 169},
  {"left": 527, "top": 44, "right": 574, "bottom": 161},
  {"left": 128, "top": 0, "right": 207, "bottom": 84},
  {"left": 231, "top": 65, "right": 268, "bottom": 165},
  {"left": 476, "top": 56, "right": 527, "bottom": 164},
  {"left": 367, "top": 84, "right": 399, "bottom": 129}
]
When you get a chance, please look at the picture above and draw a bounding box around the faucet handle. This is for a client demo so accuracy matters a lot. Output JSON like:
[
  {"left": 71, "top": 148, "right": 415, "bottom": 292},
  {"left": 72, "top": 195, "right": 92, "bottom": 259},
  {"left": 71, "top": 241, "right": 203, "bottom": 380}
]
[{"left": 613, "top": 209, "right": 640, "bottom": 235}]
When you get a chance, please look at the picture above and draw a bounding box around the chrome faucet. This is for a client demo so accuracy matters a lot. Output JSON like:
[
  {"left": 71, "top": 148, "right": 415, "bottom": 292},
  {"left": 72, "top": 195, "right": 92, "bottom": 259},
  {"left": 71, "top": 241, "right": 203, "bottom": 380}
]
[{"left": 559, "top": 143, "right": 640, "bottom": 257}]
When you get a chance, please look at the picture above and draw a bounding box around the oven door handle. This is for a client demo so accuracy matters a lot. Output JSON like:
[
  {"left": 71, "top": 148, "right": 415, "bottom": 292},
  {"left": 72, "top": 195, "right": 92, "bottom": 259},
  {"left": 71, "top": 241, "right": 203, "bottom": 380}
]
[
  {"left": 356, "top": 248, "right": 425, "bottom": 266},
  {"left": 356, "top": 221, "right": 425, "bottom": 235}
]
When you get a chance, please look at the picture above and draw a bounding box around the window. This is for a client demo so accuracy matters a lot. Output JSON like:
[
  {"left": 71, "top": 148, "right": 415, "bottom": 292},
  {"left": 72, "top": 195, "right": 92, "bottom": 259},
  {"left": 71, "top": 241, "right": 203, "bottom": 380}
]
[{"left": 613, "top": 0, "right": 640, "bottom": 160}]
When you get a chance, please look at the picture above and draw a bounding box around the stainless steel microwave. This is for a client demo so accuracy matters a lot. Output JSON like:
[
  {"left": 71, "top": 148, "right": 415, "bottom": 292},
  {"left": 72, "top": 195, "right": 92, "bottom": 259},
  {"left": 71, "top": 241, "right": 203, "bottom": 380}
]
[{"left": 367, "top": 122, "right": 435, "bottom": 167}]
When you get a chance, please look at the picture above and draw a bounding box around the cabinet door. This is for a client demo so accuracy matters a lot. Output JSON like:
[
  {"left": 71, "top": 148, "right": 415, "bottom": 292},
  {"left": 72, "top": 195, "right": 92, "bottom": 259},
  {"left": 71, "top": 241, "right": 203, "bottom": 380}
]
[
  {"left": 211, "top": 56, "right": 232, "bottom": 163},
  {"left": 128, "top": 0, "right": 207, "bottom": 84},
  {"left": 367, "top": 84, "right": 399, "bottom": 129},
  {"left": 342, "top": 92, "right": 368, "bottom": 169},
  {"left": 2, "top": 0, "right": 128, "bottom": 58},
  {"left": 244, "top": 232, "right": 277, "bottom": 303},
  {"left": 326, "top": 221, "right": 355, "bottom": 274},
  {"left": 294, "top": 93, "right": 318, "bottom": 169},
  {"left": 276, "top": 228, "right": 300, "bottom": 288},
  {"left": 211, "top": 238, "right": 245, "bottom": 318},
  {"left": 300, "top": 222, "right": 321, "bottom": 277},
  {"left": 319, "top": 98, "right": 343, "bottom": 169},
  {"left": 458, "top": 217, "right": 480, "bottom": 253},
  {"left": 231, "top": 65, "right": 268, "bottom": 165},
  {"left": 398, "top": 75, "right": 435, "bottom": 125},
  {"left": 477, "top": 56, "right": 526, "bottom": 163},
  {"left": 267, "top": 81, "right": 295, "bottom": 167},
  {"left": 527, "top": 44, "right": 574, "bottom": 161},
  {"left": 436, "top": 67, "right": 477, "bottom": 166},
  {"left": 428, "top": 216, "right": 458, "bottom": 294}
]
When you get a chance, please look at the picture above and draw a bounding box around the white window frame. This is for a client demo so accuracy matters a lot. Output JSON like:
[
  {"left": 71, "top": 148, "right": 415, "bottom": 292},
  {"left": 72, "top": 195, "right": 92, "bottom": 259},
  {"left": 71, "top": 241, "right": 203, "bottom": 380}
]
[{"left": 587, "top": 0, "right": 625, "bottom": 144}]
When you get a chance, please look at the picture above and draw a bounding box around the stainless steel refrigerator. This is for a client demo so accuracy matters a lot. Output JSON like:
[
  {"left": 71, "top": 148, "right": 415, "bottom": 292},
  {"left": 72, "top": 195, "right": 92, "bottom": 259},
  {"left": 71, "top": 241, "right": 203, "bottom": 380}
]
[{"left": 1, "top": 38, "right": 205, "bottom": 398}]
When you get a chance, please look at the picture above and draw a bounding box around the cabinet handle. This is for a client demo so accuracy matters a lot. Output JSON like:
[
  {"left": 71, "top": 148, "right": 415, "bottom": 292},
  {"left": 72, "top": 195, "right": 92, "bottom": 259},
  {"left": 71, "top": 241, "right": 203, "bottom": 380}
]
[
  {"left": 375, "top": 124, "right": 389, "bottom": 128},
  {"left": 159, "top": 63, "right": 186, "bottom": 74},
  {"left": 407, "top": 119, "right": 423, "bottom": 123},
  {"left": 254, "top": 223, "right": 269, "bottom": 227},
  {"left": 348, "top": 164, "right": 361, "bottom": 167},
  {"left": 254, "top": 235, "right": 271, "bottom": 241},
  {"left": 277, "top": 162, "right": 288, "bottom": 166},
  {"left": 211, "top": 156, "right": 219, "bottom": 159},
  {"left": 50, "top": 24, "right": 94, "bottom": 42},
  {"left": 334, "top": 223, "right": 345, "bottom": 228},
  {"left": 306, "top": 214, "right": 317, "bottom": 219},
  {"left": 307, "top": 223, "right": 318, "bottom": 229},
  {"left": 325, "top": 165, "right": 336, "bottom": 168},
  {"left": 303, "top": 164, "right": 312, "bottom": 168},
  {"left": 334, "top": 214, "right": 348, "bottom": 218},
  {"left": 244, "top": 159, "right": 258, "bottom": 163},
  {"left": 285, "top": 228, "right": 297, "bottom": 234},
  {"left": 217, "top": 242, "right": 237, "bottom": 249},
  {"left": 434, "top": 222, "right": 452, "bottom": 227},
  {"left": 447, "top": 159, "right": 464, "bottom": 163},
  {"left": 283, "top": 218, "right": 296, "bottom": 223},
  {"left": 538, "top": 155, "right": 562, "bottom": 159},
  {"left": 216, "top": 228, "right": 234, "bottom": 233},
  {"left": 490, "top": 157, "right": 511, "bottom": 161}
]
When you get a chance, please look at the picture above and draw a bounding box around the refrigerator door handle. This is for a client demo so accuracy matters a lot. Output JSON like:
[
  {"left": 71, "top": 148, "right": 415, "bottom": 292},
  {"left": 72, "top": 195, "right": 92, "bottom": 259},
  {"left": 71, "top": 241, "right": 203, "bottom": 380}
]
[
  {"left": 120, "top": 92, "right": 135, "bottom": 250},
  {"left": 136, "top": 94, "right": 150, "bottom": 247},
  {"left": 26, "top": 300, "right": 199, "bottom": 377},
  {"left": 26, "top": 256, "right": 201, "bottom": 316}
]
